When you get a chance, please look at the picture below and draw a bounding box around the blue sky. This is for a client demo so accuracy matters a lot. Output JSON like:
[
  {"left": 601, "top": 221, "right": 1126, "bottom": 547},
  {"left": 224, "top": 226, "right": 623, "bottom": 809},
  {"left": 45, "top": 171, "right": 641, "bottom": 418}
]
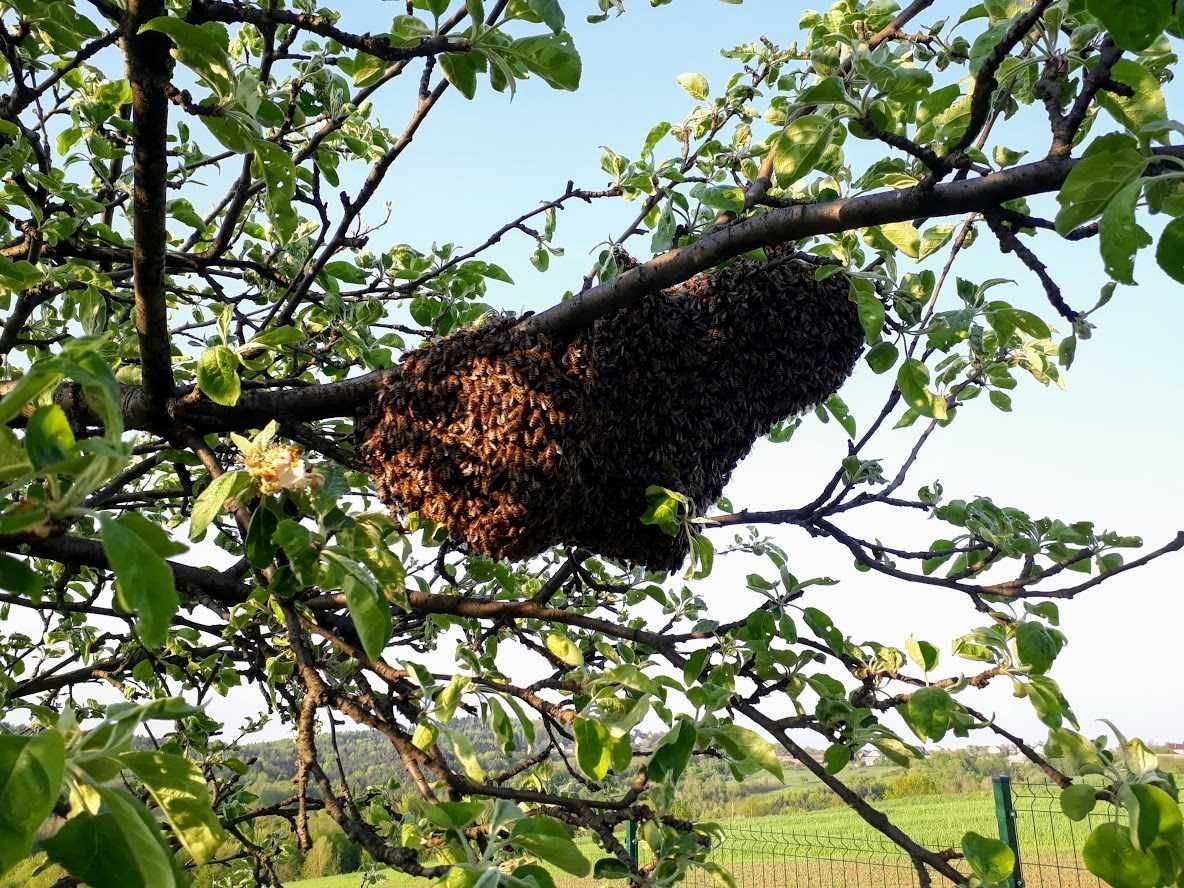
[{"left": 193, "top": 2, "right": 1184, "bottom": 745}]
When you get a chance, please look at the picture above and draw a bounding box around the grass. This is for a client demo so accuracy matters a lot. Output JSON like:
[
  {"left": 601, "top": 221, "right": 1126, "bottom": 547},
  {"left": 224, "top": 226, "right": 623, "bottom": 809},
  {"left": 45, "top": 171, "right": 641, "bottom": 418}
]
[
  {"left": 286, "top": 877, "right": 395, "bottom": 888},
  {"left": 284, "top": 786, "right": 1130, "bottom": 887}
]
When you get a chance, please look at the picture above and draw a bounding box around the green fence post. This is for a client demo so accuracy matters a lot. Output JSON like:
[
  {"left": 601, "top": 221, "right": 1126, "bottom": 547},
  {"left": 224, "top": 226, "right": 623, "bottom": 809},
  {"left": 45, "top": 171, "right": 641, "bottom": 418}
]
[
  {"left": 992, "top": 774, "right": 1025, "bottom": 888},
  {"left": 625, "top": 819, "right": 638, "bottom": 868}
]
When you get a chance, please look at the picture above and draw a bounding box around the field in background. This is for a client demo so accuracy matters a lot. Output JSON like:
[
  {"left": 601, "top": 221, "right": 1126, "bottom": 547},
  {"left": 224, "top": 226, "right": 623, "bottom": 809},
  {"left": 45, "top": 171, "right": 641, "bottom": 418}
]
[{"left": 283, "top": 788, "right": 1103, "bottom": 888}]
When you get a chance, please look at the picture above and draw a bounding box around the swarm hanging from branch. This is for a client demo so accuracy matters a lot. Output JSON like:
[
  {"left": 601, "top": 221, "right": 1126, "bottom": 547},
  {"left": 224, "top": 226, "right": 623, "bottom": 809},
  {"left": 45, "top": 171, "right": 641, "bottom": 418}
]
[{"left": 357, "top": 247, "right": 864, "bottom": 569}]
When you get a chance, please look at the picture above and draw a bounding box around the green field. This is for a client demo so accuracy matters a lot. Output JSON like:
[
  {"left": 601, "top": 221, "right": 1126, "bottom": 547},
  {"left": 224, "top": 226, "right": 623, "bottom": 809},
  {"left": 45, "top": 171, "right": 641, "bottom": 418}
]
[{"left": 284, "top": 787, "right": 1122, "bottom": 888}]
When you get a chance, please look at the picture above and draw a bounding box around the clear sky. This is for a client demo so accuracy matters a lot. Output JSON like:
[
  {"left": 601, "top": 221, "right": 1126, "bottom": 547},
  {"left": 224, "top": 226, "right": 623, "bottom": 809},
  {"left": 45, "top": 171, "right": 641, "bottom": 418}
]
[{"left": 200, "top": 2, "right": 1184, "bottom": 745}]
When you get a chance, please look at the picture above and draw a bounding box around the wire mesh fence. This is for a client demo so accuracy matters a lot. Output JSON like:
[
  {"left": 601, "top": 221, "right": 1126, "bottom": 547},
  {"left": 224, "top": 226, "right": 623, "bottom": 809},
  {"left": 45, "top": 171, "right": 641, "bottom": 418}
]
[
  {"left": 1008, "top": 776, "right": 1112, "bottom": 888},
  {"left": 659, "top": 825, "right": 931, "bottom": 888},
  {"left": 562, "top": 820, "right": 967, "bottom": 887},
  {"left": 557, "top": 776, "right": 1184, "bottom": 887}
]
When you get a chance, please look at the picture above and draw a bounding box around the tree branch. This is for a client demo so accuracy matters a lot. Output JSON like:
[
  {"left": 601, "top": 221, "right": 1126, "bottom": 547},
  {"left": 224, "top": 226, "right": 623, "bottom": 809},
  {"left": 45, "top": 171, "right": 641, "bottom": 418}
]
[
  {"left": 526, "top": 146, "right": 1184, "bottom": 339},
  {"left": 188, "top": 1, "right": 470, "bottom": 62},
  {"left": 124, "top": 0, "right": 177, "bottom": 417}
]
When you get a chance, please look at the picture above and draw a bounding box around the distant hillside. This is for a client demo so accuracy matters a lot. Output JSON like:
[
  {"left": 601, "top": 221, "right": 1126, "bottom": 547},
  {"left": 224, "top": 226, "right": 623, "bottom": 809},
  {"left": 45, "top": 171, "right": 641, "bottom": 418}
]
[{"left": 235, "top": 718, "right": 1028, "bottom": 822}]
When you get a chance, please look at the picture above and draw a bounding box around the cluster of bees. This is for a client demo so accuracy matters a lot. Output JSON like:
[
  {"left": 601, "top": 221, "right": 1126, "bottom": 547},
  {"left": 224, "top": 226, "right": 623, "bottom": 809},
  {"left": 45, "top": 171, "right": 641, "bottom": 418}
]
[{"left": 357, "top": 247, "right": 864, "bottom": 570}]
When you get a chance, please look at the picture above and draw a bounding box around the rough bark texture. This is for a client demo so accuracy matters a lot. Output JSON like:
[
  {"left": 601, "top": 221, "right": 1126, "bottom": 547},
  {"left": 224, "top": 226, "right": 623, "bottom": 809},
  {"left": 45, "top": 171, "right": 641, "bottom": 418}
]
[
  {"left": 357, "top": 248, "right": 863, "bottom": 569},
  {"left": 125, "top": 0, "right": 177, "bottom": 416}
]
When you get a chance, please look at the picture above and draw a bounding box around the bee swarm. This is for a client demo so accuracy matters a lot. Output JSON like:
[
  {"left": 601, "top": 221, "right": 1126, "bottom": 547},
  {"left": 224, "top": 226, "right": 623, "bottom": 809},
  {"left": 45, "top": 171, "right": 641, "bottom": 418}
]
[{"left": 356, "top": 248, "right": 864, "bottom": 570}]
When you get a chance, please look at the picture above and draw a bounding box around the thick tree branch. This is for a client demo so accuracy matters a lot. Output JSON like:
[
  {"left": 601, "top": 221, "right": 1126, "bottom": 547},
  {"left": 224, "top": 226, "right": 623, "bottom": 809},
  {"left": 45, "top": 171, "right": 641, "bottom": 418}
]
[
  {"left": 124, "top": 0, "right": 177, "bottom": 417},
  {"left": 526, "top": 146, "right": 1184, "bottom": 338},
  {"left": 5, "top": 147, "right": 1182, "bottom": 432},
  {"left": 0, "top": 534, "right": 246, "bottom": 603}
]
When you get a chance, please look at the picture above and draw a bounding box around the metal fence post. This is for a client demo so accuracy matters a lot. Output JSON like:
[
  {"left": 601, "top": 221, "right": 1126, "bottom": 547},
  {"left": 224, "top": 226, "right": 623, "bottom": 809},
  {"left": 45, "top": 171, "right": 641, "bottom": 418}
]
[
  {"left": 992, "top": 774, "right": 1025, "bottom": 888},
  {"left": 625, "top": 819, "right": 638, "bottom": 868}
]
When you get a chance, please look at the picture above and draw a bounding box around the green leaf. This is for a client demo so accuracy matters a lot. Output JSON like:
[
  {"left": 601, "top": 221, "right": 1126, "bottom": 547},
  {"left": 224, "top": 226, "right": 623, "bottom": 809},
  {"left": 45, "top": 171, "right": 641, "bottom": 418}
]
[
  {"left": 0, "top": 731, "right": 65, "bottom": 875},
  {"left": 961, "top": 831, "right": 1016, "bottom": 885},
  {"left": 851, "top": 281, "right": 885, "bottom": 343},
  {"left": 322, "top": 260, "right": 367, "bottom": 285},
  {"left": 0, "top": 552, "right": 40, "bottom": 596},
  {"left": 167, "top": 198, "right": 205, "bottom": 230},
  {"left": 1046, "top": 728, "right": 1106, "bottom": 775},
  {"left": 700, "top": 185, "right": 745, "bottom": 214},
  {"left": 1060, "top": 784, "right": 1098, "bottom": 821},
  {"left": 196, "top": 346, "right": 241, "bottom": 406},
  {"left": 243, "top": 328, "right": 306, "bottom": 354},
  {"left": 896, "top": 359, "right": 947, "bottom": 420},
  {"left": 1083, "top": 821, "right": 1161, "bottom": 888},
  {"left": 823, "top": 743, "right": 852, "bottom": 775},
  {"left": 918, "top": 224, "right": 955, "bottom": 260},
  {"left": 0, "top": 362, "right": 62, "bottom": 427},
  {"left": 273, "top": 519, "right": 322, "bottom": 585},
  {"left": 1024, "top": 601, "right": 1061, "bottom": 626},
  {"left": 798, "top": 76, "right": 847, "bottom": 105},
  {"left": 592, "top": 857, "right": 630, "bottom": 879},
  {"left": 254, "top": 140, "right": 299, "bottom": 243},
  {"left": 1027, "top": 675, "right": 1071, "bottom": 728},
  {"left": 639, "top": 485, "right": 687, "bottom": 536},
  {"left": 968, "top": 21, "right": 1010, "bottom": 73},
  {"left": 343, "top": 573, "right": 392, "bottom": 661},
  {"left": 100, "top": 514, "right": 178, "bottom": 649},
  {"left": 245, "top": 505, "right": 278, "bottom": 569},
  {"left": 120, "top": 751, "right": 226, "bottom": 863},
  {"left": 440, "top": 51, "right": 484, "bottom": 100},
  {"left": 879, "top": 221, "right": 921, "bottom": 259},
  {"left": 709, "top": 724, "right": 784, "bottom": 781},
  {"left": 770, "top": 115, "right": 833, "bottom": 187},
  {"left": 676, "top": 72, "right": 709, "bottom": 100},
  {"left": 899, "top": 686, "right": 955, "bottom": 742},
  {"left": 512, "top": 863, "right": 557, "bottom": 888},
  {"left": 1126, "top": 783, "right": 1182, "bottom": 851},
  {"left": 139, "top": 18, "right": 234, "bottom": 97},
  {"left": 44, "top": 786, "right": 179, "bottom": 888},
  {"left": 865, "top": 341, "right": 899, "bottom": 374},
  {"left": 825, "top": 394, "right": 856, "bottom": 438},
  {"left": 1156, "top": 216, "right": 1184, "bottom": 284},
  {"left": 322, "top": 550, "right": 391, "bottom": 661},
  {"left": 189, "top": 470, "right": 252, "bottom": 541},
  {"left": 351, "top": 50, "right": 389, "bottom": 88},
  {"left": 993, "top": 144, "right": 1027, "bottom": 166},
  {"left": 513, "top": 33, "right": 581, "bottom": 91},
  {"left": 427, "top": 801, "right": 485, "bottom": 831},
  {"left": 1096, "top": 60, "right": 1168, "bottom": 143},
  {"left": 510, "top": 817, "right": 590, "bottom": 876},
  {"left": 443, "top": 728, "right": 486, "bottom": 781},
  {"left": 525, "top": 0, "right": 565, "bottom": 33},
  {"left": 1086, "top": 0, "right": 1172, "bottom": 50},
  {"left": 872, "top": 737, "right": 922, "bottom": 768},
  {"left": 1015, "top": 621, "right": 1062, "bottom": 674},
  {"left": 392, "top": 14, "right": 432, "bottom": 45},
  {"left": 574, "top": 718, "right": 612, "bottom": 781},
  {"left": 545, "top": 632, "right": 583, "bottom": 667},
  {"left": 1100, "top": 180, "right": 1152, "bottom": 284},
  {"left": 682, "top": 649, "right": 709, "bottom": 686},
  {"left": 434, "top": 674, "right": 469, "bottom": 723},
  {"left": 0, "top": 427, "right": 31, "bottom": 482},
  {"left": 647, "top": 720, "right": 696, "bottom": 785},
  {"left": 1055, "top": 141, "right": 1148, "bottom": 234},
  {"left": 25, "top": 404, "right": 75, "bottom": 468},
  {"left": 906, "top": 637, "right": 939, "bottom": 672}
]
